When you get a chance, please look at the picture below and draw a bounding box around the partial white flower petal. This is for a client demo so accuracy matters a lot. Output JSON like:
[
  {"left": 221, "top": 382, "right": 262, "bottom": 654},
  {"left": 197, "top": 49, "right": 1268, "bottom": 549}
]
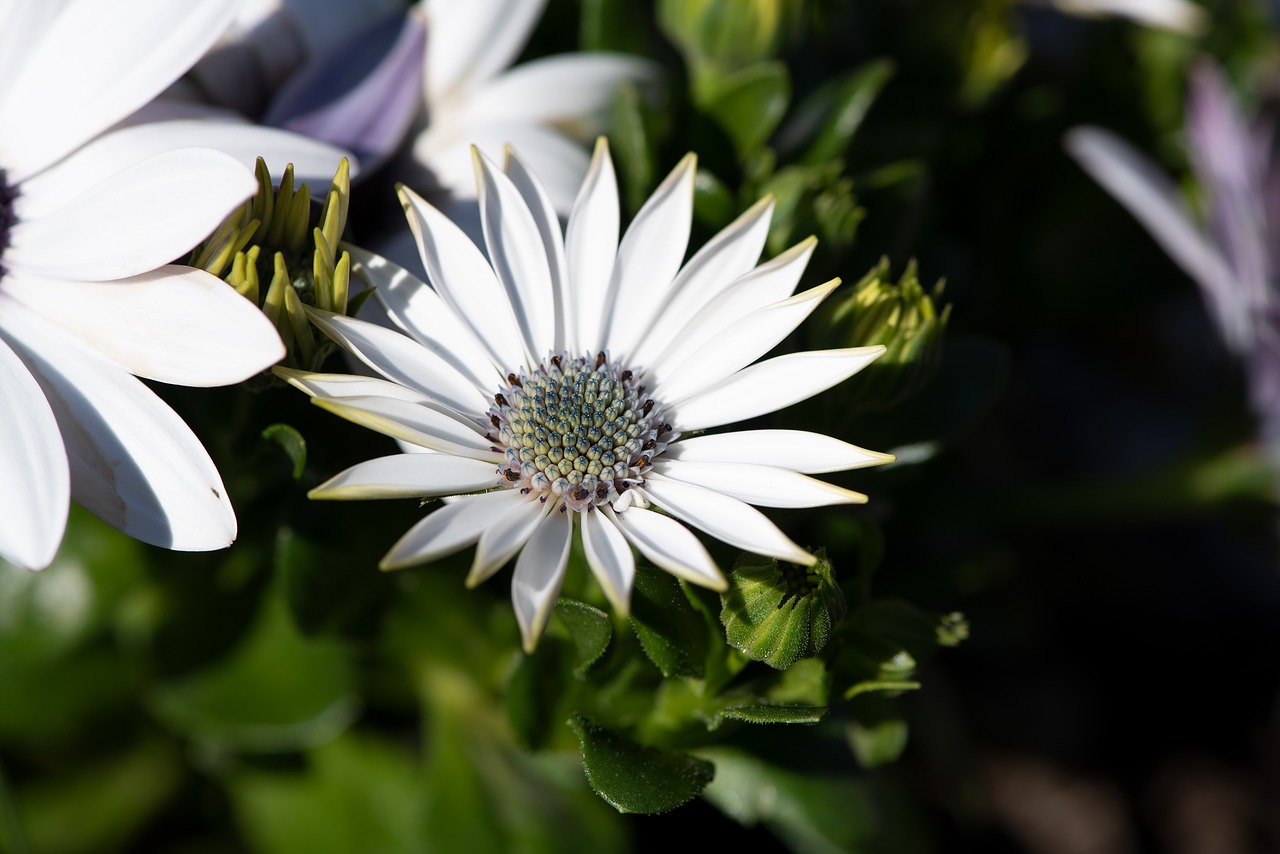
[
  {"left": 652, "top": 461, "right": 867, "bottom": 509},
  {"left": 380, "top": 488, "right": 529, "bottom": 569},
  {"left": 397, "top": 186, "right": 527, "bottom": 370},
  {"left": 309, "top": 453, "right": 499, "bottom": 500},
  {"left": 511, "top": 503, "right": 572, "bottom": 652},
  {"left": 473, "top": 149, "right": 557, "bottom": 359},
  {"left": 274, "top": 366, "right": 433, "bottom": 403},
  {"left": 312, "top": 395, "right": 501, "bottom": 462},
  {"left": 600, "top": 154, "right": 697, "bottom": 360},
  {"left": 2, "top": 267, "right": 283, "bottom": 386},
  {"left": 565, "top": 139, "right": 619, "bottom": 352},
  {"left": 0, "top": 0, "right": 238, "bottom": 180},
  {"left": 655, "top": 280, "right": 840, "bottom": 402},
  {"left": 306, "top": 308, "right": 489, "bottom": 414},
  {"left": 0, "top": 1, "right": 70, "bottom": 118},
  {"left": 9, "top": 149, "right": 255, "bottom": 282},
  {"left": 637, "top": 236, "right": 816, "bottom": 376},
  {"left": 0, "top": 302, "right": 235, "bottom": 551},
  {"left": 605, "top": 505, "right": 724, "bottom": 590},
  {"left": 630, "top": 196, "right": 775, "bottom": 371},
  {"left": 468, "top": 496, "right": 550, "bottom": 587},
  {"left": 641, "top": 477, "right": 815, "bottom": 567},
  {"left": 504, "top": 146, "right": 569, "bottom": 352},
  {"left": 351, "top": 243, "right": 502, "bottom": 390},
  {"left": 672, "top": 347, "right": 885, "bottom": 432},
  {"left": 0, "top": 333, "right": 69, "bottom": 570},
  {"left": 424, "top": 0, "right": 546, "bottom": 101},
  {"left": 666, "top": 429, "right": 894, "bottom": 473},
  {"left": 1051, "top": 0, "right": 1206, "bottom": 34},
  {"left": 468, "top": 54, "right": 658, "bottom": 130},
  {"left": 581, "top": 508, "right": 635, "bottom": 615}
]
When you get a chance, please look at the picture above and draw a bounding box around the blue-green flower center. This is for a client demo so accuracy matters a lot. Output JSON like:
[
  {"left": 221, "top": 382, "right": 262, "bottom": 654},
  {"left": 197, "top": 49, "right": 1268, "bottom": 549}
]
[{"left": 489, "top": 352, "right": 674, "bottom": 512}]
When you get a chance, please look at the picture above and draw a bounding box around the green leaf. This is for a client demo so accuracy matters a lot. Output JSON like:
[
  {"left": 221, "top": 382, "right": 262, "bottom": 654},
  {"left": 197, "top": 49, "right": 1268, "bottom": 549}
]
[
  {"left": 553, "top": 598, "right": 613, "bottom": 677},
  {"left": 609, "top": 83, "right": 656, "bottom": 214},
  {"left": 782, "top": 60, "right": 896, "bottom": 165},
  {"left": 693, "top": 168, "right": 737, "bottom": 228},
  {"left": 581, "top": 0, "right": 656, "bottom": 54},
  {"left": 629, "top": 568, "right": 708, "bottom": 678},
  {"left": 569, "top": 715, "right": 714, "bottom": 814},
  {"left": 701, "top": 62, "right": 790, "bottom": 158},
  {"left": 260, "top": 423, "right": 307, "bottom": 480},
  {"left": 720, "top": 551, "right": 846, "bottom": 670},
  {"left": 847, "top": 717, "right": 910, "bottom": 769},
  {"left": 277, "top": 526, "right": 394, "bottom": 639},
  {"left": 718, "top": 704, "right": 828, "bottom": 726}
]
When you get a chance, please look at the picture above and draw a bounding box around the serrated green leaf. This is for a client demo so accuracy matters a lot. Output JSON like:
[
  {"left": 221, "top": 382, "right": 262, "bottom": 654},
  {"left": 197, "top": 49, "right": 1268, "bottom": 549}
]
[
  {"left": 630, "top": 568, "right": 708, "bottom": 678},
  {"left": 569, "top": 715, "right": 714, "bottom": 814},
  {"left": 553, "top": 598, "right": 613, "bottom": 677},
  {"left": 719, "top": 704, "right": 827, "bottom": 726}
]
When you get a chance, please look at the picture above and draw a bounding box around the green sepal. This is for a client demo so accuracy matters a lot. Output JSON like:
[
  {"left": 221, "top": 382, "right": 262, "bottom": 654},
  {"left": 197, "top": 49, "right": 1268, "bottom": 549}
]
[{"left": 569, "top": 715, "right": 715, "bottom": 814}]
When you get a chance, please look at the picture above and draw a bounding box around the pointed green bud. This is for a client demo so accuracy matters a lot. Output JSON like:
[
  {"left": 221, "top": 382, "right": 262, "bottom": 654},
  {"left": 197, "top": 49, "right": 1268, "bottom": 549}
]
[
  {"left": 819, "top": 258, "right": 950, "bottom": 410},
  {"left": 719, "top": 549, "right": 847, "bottom": 670}
]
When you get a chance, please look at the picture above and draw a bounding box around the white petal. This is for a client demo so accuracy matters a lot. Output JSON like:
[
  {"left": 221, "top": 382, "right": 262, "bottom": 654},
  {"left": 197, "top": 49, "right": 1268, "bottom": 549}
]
[
  {"left": 351, "top": 244, "right": 502, "bottom": 389},
  {"left": 600, "top": 154, "right": 697, "bottom": 359},
  {"left": 0, "top": 0, "right": 238, "bottom": 180},
  {"left": 380, "top": 488, "right": 529, "bottom": 569},
  {"left": 0, "top": 333, "right": 69, "bottom": 570},
  {"left": 630, "top": 196, "right": 775, "bottom": 371},
  {"left": 273, "top": 367, "right": 434, "bottom": 403},
  {"left": 0, "top": 301, "right": 235, "bottom": 551},
  {"left": 307, "top": 309, "right": 489, "bottom": 415},
  {"left": 504, "top": 146, "right": 569, "bottom": 352},
  {"left": 636, "top": 236, "right": 816, "bottom": 376},
  {"left": 1051, "top": 0, "right": 1206, "bottom": 34},
  {"left": 672, "top": 347, "right": 885, "bottom": 432},
  {"left": 3, "top": 267, "right": 283, "bottom": 386},
  {"left": 424, "top": 0, "right": 546, "bottom": 101},
  {"left": 467, "top": 54, "right": 658, "bottom": 130},
  {"left": 397, "top": 186, "right": 527, "bottom": 371},
  {"left": 581, "top": 508, "right": 635, "bottom": 615},
  {"left": 309, "top": 453, "right": 499, "bottom": 500},
  {"left": 473, "top": 149, "right": 557, "bottom": 360},
  {"left": 9, "top": 149, "right": 255, "bottom": 282},
  {"left": 312, "top": 395, "right": 501, "bottom": 462},
  {"left": 565, "top": 139, "right": 619, "bottom": 352},
  {"left": 654, "top": 280, "right": 840, "bottom": 402},
  {"left": 468, "top": 496, "right": 550, "bottom": 587},
  {"left": 652, "top": 461, "right": 866, "bottom": 509},
  {"left": 641, "top": 478, "right": 814, "bottom": 567},
  {"left": 605, "top": 505, "right": 724, "bottom": 590},
  {"left": 0, "top": 1, "right": 68, "bottom": 99},
  {"left": 666, "top": 429, "right": 894, "bottom": 473},
  {"left": 511, "top": 503, "right": 572, "bottom": 652}
]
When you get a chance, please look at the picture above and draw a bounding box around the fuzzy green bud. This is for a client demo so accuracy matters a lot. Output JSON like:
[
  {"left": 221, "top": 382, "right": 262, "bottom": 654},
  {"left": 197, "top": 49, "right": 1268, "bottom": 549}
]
[
  {"left": 819, "top": 258, "right": 950, "bottom": 410},
  {"left": 720, "top": 549, "right": 847, "bottom": 670}
]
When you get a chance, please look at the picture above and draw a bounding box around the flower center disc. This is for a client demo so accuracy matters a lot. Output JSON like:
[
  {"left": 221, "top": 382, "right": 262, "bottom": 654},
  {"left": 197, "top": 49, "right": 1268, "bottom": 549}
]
[{"left": 489, "top": 352, "right": 674, "bottom": 512}]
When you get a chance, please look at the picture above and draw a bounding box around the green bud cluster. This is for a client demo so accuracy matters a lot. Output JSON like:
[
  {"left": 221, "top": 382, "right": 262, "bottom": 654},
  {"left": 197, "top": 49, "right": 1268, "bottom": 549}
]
[
  {"left": 819, "top": 257, "right": 950, "bottom": 411},
  {"left": 191, "top": 157, "right": 352, "bottom": 371}
]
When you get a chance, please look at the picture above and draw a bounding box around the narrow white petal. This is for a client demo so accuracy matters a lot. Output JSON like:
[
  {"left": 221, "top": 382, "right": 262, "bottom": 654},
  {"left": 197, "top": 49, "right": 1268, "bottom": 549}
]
[
  {"left": 605, "top": 505, "right": 725, "bottom": 590},
  {"left": 0, "top": 334, "right": 69, "bottom": 570},
  {"left": 511, "top": 503, "right": 572, "bottom": 652},
  {"left": 309, "top": 454, "right": 499, "bottom": 500},
  {"left": 307, "top": 309, "right": 489, "bottom": 415},
  {"left": 581, "top": 508, "right": 635, "bottom": 615},
  {"left": 467, "top": 54, "right": 658, "bottom": 129},
  {"left": 641, "top": 478, "right": 815, "bottom": 567},
  {"left": 0, "top": 1, "right": 67, "bottom": 101},
  {"left": 468, "top": 496, "right": 550, "bottom": 587},
  {"left": 380, "top": 488, "right": 529, "bottom": 570},
  {"left": 312, "top": 395, "right": 501, "bottom": 462},
  {"left": 0, "top": 302, "right": 235, "bottom": 551},
  {"left": 351, "top": 244, "right": 502, "bottom": 389},
  {"left": 600, "top": 154, "right": 697, "bottom": 359},
  {"left": 630, "top": 196, "right": 775, "bottom": 371},
  {"left": 473, "top": 149, "right": 557, "bottom": 360},
  {"left": 565, "top": 139, "right": 619, "bottom": 352},
  {"left": 424, "top": 0, "right": 546, "bottom": 101},
  {"left": 3, "top": 267, "right": 283, "bottom": 386},
  {"left": 672, "top": 347, "right": 885, "bottom": 432},
  {"left": 654, "top": 280, "right": 840, "bottom": 402},
  {"left": 0, "top": 0, "right": 238, "bottom": 180},
  {"left": 273, "top": 367, "right": 434, "bottom": 403},
  {"left": 1051, "top": 0, "right": 1206, "bottom": 34},
  {"left": 652, "top": 462, "right": 867, "bottom": 509},
  {"left": 9, "top": 149, "right": 255, "bottom": 282},
  {"left": 636, "top": 236, "right": 816, "bottom": 376},
  {"left": 666, "top": 429, "right": 894, "bottom": 473},
  {"left": 504, "top": 146, "right": 569, "bottom": 352},
  {"left": 397, "top": 186, "right": 527, "bottom": 371}
]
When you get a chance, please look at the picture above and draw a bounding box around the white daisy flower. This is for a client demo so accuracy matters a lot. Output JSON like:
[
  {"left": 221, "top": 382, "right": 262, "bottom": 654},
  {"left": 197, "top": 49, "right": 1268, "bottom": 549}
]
[
  {"left": 0, "top": 0, "right": 290, "bottom": 570},
  {"left": 281, "top": 140, "right": 891, "bottom": 651}
]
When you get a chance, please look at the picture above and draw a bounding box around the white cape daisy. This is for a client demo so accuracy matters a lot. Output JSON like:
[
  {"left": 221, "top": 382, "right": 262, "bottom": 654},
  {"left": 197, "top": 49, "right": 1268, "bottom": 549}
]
[
  {"left": 0, "top": 0, "right": 289, "bottom": 570},
  {"left": 281, "top": 140, "right": 891, "bottom": 651}
]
